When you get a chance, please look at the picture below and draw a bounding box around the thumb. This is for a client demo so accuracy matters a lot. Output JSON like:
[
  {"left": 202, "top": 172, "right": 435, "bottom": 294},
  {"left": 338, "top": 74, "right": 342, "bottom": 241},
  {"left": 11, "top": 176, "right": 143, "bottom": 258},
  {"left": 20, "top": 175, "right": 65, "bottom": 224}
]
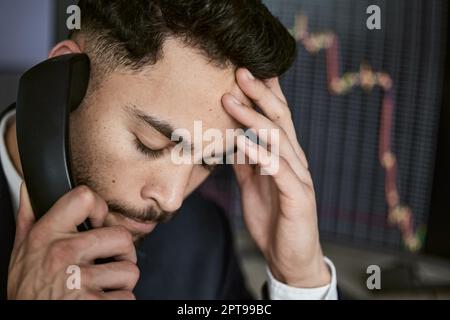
[{"left": 14, "top": 183, "right": 36, "bottom": 248}]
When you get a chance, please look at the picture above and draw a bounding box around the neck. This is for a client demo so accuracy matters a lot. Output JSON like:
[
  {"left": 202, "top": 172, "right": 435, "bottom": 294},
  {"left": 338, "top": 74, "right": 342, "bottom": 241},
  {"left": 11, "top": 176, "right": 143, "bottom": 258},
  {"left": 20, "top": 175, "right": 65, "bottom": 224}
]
[{"left": 5, "top": 118, "right": 23, "bottom": 178}]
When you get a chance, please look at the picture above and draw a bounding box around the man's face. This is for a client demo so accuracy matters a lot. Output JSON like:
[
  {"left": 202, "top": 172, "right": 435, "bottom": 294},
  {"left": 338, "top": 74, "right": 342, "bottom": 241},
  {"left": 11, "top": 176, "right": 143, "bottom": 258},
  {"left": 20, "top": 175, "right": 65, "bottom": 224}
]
[{"left": 69, "top": 39, "right": 246, "bottom": 240}]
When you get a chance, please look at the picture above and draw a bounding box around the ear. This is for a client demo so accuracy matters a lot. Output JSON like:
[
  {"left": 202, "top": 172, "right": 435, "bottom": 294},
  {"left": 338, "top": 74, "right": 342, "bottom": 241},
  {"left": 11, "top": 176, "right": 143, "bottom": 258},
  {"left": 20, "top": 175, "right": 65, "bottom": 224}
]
[{"left": 48, "top": 40, "right": 82, "bottom": 59}]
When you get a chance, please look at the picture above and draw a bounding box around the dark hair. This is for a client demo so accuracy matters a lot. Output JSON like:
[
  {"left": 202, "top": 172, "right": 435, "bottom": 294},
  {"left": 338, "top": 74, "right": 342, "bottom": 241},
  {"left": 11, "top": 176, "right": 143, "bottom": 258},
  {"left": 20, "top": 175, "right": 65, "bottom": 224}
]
[{"left": 74, "top": 0, "right": 296, "bottom": 80}]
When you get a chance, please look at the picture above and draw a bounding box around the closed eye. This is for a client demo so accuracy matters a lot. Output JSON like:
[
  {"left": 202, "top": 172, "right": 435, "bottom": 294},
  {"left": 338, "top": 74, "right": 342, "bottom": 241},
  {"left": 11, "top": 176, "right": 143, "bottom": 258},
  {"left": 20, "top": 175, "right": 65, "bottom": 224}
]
[
  {"left": 134, "top": 137, "right": 165, "bottom": 159},
  {"left": 134, "top": 136, "right": 229, "bottom": 172}
]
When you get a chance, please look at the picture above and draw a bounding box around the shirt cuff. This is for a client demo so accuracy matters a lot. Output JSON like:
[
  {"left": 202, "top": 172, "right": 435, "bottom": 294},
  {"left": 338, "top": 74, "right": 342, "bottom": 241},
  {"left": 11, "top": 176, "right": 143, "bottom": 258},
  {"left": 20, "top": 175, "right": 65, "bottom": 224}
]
[{"left": 266, "top": 257, "right": 338, "bottom": 300}]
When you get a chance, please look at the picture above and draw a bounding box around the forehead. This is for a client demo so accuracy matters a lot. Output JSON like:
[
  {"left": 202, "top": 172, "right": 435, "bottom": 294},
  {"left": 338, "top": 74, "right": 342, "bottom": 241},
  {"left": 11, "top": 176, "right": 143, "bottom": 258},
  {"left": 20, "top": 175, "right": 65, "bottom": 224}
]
[{"left": 101, "top": 38, "right": 247, "bottom": 134}]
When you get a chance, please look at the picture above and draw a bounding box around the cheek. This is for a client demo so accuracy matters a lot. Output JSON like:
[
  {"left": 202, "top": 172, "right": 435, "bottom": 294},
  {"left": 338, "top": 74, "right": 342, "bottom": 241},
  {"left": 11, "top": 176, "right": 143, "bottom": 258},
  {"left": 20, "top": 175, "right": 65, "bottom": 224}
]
[
  {"left": 73, "top": 118, "right": 141, "bottom": 191},
  {"left": 92, "top": 131, "right": 142, "bottom": 186}
]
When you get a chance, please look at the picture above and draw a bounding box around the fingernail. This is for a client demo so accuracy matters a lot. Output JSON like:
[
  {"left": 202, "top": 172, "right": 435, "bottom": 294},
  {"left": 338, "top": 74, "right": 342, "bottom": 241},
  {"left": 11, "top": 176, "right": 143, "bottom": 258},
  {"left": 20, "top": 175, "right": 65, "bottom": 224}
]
[
  {"left": 230, "top": 95, "right": 243, "bottom": 106},
  {"left": 246, "top": 69, "right": 255, "bottom": 80}
]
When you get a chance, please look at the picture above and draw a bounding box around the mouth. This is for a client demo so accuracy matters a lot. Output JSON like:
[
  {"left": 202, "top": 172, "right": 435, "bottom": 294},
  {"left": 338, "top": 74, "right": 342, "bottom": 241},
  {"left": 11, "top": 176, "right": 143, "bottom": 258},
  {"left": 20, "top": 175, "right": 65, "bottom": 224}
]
[{"left": 110, "top": 212, "right": 158, "bottom": 235}]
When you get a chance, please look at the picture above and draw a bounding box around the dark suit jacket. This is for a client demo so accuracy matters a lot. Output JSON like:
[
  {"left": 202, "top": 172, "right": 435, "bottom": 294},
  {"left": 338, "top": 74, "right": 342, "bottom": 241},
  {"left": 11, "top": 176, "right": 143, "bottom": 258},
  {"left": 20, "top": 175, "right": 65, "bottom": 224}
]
[{"left": 0, "top": 105, "right": 252, "bottom": 300}]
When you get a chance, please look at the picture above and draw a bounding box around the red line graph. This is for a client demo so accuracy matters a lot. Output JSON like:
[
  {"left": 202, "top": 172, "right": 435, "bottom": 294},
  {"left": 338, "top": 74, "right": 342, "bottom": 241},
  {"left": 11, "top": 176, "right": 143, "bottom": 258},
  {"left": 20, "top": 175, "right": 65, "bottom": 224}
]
[{"left": 291, "top": 13, "right": 425, "bottom": 251}]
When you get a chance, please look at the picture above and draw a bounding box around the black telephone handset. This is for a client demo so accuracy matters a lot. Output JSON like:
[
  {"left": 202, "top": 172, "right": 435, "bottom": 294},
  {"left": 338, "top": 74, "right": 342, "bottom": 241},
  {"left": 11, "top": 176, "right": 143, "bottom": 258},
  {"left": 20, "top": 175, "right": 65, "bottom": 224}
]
[{"left": 16, "top": 53, "right": 92, "bottom": 231}]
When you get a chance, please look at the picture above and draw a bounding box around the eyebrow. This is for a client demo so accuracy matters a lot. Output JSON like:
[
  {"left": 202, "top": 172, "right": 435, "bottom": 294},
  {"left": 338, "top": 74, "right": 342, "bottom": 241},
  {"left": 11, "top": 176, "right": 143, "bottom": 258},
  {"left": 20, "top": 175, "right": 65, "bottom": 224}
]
[
  {"left": 126, "top": 105, "right": 175, "bottom": 140},
  {"left": 125, "top": 105, "right": 237, "bottom": 162}
]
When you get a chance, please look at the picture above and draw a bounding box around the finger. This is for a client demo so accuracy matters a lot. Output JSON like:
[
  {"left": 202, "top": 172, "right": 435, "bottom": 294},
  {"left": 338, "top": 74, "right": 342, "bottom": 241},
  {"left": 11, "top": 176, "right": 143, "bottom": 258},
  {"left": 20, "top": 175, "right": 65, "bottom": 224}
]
[
  {"left": 77, "top": 226, "right": 137, "bottom": 264},
  {"left": 223, "top": 93, "right": 278, "bottom": 130},
  {"left": 83, "top": 261, "right": 139, "bottom": 291},
  {"left": 235, "top": 69, "right": 309, "bottom": 167},
  {"left": 101, "top": 290, "right": 136, "bottom": 300},
  {"left": 263, "top": 77, "right": 306, "bottom": 162},
  {"left": 236, "top": 68, "right": 289, "bottom": 123},
  {"left": 223, "top": 94, "right": 309, "bottom": 178},
  {"left": 38, "top": 186, "right": 109, "bottom": 233},
  {"left": 264, "top": 77, "right": 287, "bottom": 103},
  {"left": 14, "top": 183, "right": 36, "bottom": 247},
  {"left": 236, "top": 135, "right": 309, "bottom": 199},
  {"left": 232, "top": 156, "right": 255, "bottom": 188}
]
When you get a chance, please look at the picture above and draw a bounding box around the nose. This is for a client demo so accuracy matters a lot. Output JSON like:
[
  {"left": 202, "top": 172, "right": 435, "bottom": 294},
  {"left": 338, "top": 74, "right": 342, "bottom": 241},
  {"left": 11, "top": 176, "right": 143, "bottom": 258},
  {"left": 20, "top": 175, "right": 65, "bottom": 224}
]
[{"left": 140, "top": 164, "right": 194, "bottom": 213}]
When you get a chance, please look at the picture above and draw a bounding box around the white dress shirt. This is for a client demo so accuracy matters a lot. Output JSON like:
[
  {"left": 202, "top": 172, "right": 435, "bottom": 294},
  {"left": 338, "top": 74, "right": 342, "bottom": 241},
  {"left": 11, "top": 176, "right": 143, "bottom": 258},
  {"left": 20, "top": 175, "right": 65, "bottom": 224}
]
[
  {"left": 0, "top": 110, "right": 22, "bottom": 217},
  {"left": 0, "top": 109, "right": 338, "bottom": 300}
]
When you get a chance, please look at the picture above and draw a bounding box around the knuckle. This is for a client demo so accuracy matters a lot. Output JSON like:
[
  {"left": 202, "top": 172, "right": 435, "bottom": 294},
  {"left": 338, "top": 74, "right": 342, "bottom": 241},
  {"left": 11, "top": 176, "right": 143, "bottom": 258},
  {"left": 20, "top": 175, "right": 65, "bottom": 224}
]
[
  {"left": 27, "top": 225, "right": 46, "bottom": 245},
  {"left": 70, "top": 235, "right": 91, "bottom": 252},
  {"left": 74, "top": 186, "right": 97, "bottom": 208},
  {"left": 275, "top": 105, "right": 291, "bottom": 120},
  {"left": 49, "top": 240, "right": 75, "bottom": 259},
  {"left": 128, "top": 264, "right": 140, "bottom": 286},
  {"left": 113, "top": 226, "right": 133, "bottom": 245},
  {"left": 79, "top": 232, "right": 97, "bottom": 249},
  {"left": 121, "top": 261, "right": 140, "bottom": 284},
  {"left": 46, "top": 240, "right": 77, "bottom": 271}
]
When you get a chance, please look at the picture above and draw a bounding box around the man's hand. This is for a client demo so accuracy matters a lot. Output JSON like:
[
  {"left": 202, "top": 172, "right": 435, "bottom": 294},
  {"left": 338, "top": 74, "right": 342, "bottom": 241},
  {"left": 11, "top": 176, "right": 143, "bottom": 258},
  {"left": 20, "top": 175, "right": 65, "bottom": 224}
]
[
  {"left": 7, "top": 184, "right": 139, "bottom": 300},
  {"left": 223, "top": 68, "right": 331, "bottom": 288}
]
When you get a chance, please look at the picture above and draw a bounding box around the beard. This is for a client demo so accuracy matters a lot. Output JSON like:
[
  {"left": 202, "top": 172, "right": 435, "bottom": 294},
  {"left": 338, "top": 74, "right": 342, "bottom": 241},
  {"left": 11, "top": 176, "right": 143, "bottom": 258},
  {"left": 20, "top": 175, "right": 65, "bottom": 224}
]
[{"left": 106, "top": 200, "right": 177, "bottom": 224}]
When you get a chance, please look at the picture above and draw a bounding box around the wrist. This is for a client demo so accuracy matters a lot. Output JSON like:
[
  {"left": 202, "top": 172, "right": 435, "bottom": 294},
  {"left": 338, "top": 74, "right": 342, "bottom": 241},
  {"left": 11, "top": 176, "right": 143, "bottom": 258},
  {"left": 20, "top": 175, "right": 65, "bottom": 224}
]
[{"left": 269, "top": 254, "right": 331, "bottom": 288}]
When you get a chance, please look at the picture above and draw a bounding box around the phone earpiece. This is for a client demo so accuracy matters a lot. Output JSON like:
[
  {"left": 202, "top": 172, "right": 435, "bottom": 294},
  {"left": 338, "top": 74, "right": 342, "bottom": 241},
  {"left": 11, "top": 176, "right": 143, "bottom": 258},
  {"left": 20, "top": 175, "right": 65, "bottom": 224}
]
[{"left": 16, "top": 53, "right": 91, "bottom": 231}]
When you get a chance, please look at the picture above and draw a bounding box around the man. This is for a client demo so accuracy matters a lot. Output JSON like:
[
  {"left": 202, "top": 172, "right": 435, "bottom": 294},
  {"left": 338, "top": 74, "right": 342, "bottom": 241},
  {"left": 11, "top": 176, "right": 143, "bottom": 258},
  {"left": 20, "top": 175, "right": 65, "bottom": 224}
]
[{"left": 1, "top": 0, "right": 337, "bottom": 299}]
